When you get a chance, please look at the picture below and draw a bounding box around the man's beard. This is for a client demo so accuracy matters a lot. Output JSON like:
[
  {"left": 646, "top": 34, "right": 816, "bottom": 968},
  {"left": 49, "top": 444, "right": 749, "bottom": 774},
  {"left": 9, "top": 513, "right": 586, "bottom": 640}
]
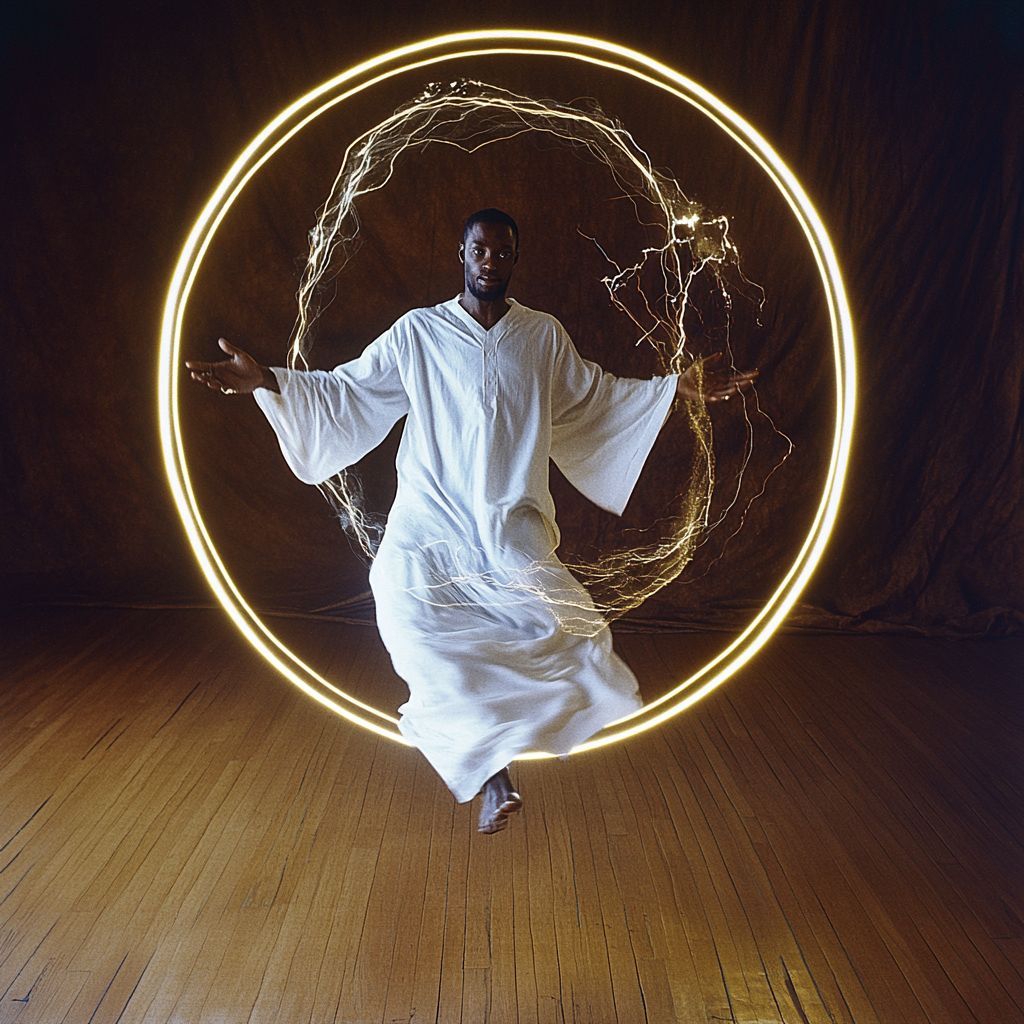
[{"left": 467, "top": 277, "right": 509, "bottom": 302}]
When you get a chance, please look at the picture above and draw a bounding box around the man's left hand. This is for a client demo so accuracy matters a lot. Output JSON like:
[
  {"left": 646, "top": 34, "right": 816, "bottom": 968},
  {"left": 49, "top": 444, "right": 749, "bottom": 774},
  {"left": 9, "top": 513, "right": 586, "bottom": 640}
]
[{"left": 677, "top": 352, "right": 758, "bottom": 403}]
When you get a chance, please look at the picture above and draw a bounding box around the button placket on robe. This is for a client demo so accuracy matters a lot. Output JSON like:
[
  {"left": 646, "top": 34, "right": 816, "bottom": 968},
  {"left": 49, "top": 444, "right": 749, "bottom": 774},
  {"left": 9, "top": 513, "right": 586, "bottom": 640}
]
[{"left": 483, "top": 334, "right": 500, "bottom": 413}]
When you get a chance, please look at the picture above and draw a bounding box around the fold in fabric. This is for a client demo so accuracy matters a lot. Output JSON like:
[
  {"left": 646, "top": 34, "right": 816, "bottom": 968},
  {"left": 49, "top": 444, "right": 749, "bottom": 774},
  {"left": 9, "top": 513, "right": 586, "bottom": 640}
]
[{"left": 257, "top": 297, "right": 677, "bottom": 800}]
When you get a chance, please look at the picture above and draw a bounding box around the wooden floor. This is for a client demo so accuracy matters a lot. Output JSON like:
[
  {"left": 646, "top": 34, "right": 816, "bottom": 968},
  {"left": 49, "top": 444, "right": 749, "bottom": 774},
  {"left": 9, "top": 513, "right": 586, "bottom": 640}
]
[{"left": 0, "top": 607, "right": 1021, "bottom": 1024}]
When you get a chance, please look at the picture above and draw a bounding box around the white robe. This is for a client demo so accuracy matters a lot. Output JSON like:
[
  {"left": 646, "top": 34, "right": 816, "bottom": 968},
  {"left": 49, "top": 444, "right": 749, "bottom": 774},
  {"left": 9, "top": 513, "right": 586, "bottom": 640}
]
[{"left": 256, "top": 297, "right": 677, "bottom": 801}]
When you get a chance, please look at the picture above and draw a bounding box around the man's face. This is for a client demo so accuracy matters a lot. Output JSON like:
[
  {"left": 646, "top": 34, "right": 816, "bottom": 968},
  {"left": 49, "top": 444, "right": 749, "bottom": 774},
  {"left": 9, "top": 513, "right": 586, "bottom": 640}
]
[{"left": 460, "top": 221, "right": 518, "bottom": 302}]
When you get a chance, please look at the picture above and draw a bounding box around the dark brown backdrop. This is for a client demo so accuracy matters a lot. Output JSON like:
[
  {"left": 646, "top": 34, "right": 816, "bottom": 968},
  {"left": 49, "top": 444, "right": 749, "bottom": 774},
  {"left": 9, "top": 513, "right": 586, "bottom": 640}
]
[{"left": 2, "top": 0, "right": 1021, "bottom": 636}]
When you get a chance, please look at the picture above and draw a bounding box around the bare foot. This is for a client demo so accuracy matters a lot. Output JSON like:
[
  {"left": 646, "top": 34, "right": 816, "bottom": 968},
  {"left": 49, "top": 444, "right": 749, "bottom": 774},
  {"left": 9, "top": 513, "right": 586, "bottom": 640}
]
[{"left": 477, "top": 767, "right": 522, "bottom": 834}]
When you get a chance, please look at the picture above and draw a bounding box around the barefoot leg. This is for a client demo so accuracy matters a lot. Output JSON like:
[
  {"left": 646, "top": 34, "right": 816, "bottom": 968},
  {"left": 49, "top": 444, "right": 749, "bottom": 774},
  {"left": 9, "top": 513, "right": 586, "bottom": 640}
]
[{"left": 477, "top": 767, "right": 523, "bottom": 834}]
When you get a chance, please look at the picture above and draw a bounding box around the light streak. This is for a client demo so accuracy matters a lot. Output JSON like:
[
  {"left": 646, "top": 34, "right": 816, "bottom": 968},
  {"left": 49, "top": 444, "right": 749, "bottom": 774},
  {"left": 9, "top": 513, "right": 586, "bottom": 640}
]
[
  {"left": 159, "top": 31, "right": 856, "bottom": 754},
  {"left": 292, "top": 79, "right": 771, "bottom": 633}
]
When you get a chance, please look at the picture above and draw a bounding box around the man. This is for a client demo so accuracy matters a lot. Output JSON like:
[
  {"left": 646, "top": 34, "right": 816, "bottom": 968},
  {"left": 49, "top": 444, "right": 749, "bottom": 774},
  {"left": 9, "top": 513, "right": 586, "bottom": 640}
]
[{"left": 188, "top": 209, "right": 755, "bottom": 833}]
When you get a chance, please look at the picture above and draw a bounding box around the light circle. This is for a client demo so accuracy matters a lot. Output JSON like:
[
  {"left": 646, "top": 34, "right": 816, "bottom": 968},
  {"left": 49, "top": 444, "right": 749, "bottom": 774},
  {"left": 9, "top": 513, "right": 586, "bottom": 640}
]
[{"left": 158, "top": 30, "right": 856, "bottom": 754}]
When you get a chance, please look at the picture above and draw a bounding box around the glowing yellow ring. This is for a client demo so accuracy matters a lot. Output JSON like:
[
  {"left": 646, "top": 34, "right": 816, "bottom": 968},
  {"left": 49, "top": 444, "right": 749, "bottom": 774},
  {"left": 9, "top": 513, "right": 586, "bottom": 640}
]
[{"left": 159, "top": 30, "right": 855, "bottom": 752}]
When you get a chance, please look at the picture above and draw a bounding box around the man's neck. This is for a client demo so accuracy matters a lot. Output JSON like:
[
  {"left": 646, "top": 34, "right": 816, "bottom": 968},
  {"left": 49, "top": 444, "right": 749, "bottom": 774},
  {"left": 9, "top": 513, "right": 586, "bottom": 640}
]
[{"left": 459, "top": 293, "right": 510, "bottom": 331}]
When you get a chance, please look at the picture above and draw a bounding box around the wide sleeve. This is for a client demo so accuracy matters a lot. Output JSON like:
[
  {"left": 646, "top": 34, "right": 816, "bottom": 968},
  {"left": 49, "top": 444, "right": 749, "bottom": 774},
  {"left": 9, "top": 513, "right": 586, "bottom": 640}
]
[
  {"left": 549, "top": 329, "right": 678, "bottom": 516},
  {"left": 253, "top": 329, "right": 410, "bottom": 485}
]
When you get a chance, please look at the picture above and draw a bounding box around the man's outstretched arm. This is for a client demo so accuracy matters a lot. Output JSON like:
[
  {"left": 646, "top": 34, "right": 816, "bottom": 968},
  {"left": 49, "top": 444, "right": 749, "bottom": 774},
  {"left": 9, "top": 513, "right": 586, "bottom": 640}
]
[
  {"left": 676, "top": 351, "right": 757, "bottom": 403},
  {"left": 185, "top": 338, "right": 280, "bottom": 394}
]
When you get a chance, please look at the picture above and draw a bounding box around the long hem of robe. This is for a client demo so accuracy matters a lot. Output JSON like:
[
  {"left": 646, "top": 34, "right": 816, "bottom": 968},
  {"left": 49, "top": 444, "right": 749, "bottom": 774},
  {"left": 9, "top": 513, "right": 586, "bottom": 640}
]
[
  {"left": 379, "top": 580, "right": 644, "bottom": 803},
  {"left": 398, "top": 680, "right": 642, "bottom": 804}
]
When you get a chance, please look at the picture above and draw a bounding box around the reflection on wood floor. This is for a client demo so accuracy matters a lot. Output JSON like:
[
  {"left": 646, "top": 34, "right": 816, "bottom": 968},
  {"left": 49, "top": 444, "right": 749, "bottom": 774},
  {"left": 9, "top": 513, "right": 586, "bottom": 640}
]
[{"left": 1, "top": 607, "right": 1021, "bottom": 1023}]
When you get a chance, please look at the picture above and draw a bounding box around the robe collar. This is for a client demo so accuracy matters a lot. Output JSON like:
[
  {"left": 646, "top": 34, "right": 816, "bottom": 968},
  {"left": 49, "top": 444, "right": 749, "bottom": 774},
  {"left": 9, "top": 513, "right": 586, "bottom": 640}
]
[{"left": 442, "top": 295, "right": 522, "bottom": 344}]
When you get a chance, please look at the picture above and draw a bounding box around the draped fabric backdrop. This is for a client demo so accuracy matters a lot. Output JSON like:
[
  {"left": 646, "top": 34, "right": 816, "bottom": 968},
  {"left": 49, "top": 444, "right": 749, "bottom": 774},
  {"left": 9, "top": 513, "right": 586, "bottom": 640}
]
[{"left": 2, "top": 0, "right": 1021, "bottom": 637}]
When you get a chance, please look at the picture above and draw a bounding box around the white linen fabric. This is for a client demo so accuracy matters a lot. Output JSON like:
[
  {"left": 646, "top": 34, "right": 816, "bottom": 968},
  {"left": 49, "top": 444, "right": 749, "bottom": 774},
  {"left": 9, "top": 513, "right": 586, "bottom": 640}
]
[{"left": 256, "top": 297, "right": 677, "bottom": 801}]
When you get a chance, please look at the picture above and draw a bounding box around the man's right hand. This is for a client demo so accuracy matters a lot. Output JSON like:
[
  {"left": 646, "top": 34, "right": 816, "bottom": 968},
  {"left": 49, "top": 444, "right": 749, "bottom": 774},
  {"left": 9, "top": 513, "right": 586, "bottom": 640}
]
[{"left": 185, "top": 338, "right": 280, "bottom": 394}]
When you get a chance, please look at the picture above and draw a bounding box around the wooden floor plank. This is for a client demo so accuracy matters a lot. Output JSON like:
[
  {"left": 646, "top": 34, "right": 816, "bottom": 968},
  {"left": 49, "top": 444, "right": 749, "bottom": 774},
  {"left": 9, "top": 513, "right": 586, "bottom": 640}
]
[
  {"left": 727, "top": 676, "right": 929, "bottom": 1023},
  {"left": 520, "top": 765, "right": 564, "bottom": 1024},
  {"left": 614, "top": 744, "right": 727, "bottom": 1024},
  {"left": 404, "top": 770, "right": 458, "bottom": 1023},
  {"left": 0, "top": 608, "right": 1021, "bottom": 1024},
  {"left": 434, "top": 797, "right": 471, "bottom": 1024},
  {"left": 755, "top": 656, "right": 1024, "bottom": 1019},
  {"left": 748, "top": 647, "right": 1010, "bottom": 1021},
  {"left": 349, "top": 740, "right": 421, "bottom": 1023},
  {"left": 377, "top": 757, "right": 446, "bottom": 1024},
  {"left": 701, "top": 702, "right": 878, "bottom": 1024},
  {"left": 543, "top": 761, "right": 623, "bottom": 1022},
  {"left": 681, "top": 715, "right": 832, "bottom": 1024}
]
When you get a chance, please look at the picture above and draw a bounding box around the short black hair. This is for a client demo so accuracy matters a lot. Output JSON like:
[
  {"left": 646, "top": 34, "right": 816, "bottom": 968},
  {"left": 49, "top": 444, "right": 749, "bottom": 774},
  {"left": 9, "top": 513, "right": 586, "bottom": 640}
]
[{"left": 463, "top": 208, "right": 519, "bottom": 250}]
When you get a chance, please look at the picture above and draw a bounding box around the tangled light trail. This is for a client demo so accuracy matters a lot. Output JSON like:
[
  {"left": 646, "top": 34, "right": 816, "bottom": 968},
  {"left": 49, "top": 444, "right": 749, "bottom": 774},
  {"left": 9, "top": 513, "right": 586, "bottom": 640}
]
[
  {"left": 292, "top": 80, "right": 785, "bottom": 632},
  {"left": 159, "top": 31, "right": 855, "bottom": 750}
]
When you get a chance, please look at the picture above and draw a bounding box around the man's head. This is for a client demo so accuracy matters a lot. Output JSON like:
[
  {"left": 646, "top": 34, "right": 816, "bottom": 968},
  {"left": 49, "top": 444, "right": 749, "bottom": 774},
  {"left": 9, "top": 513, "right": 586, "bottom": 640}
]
[
  {"left": 463, "top": 208, "right": 519, "bottom": 251},
  {"left": 460, "top": 209, "right": 519, "bottom": 303}
]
